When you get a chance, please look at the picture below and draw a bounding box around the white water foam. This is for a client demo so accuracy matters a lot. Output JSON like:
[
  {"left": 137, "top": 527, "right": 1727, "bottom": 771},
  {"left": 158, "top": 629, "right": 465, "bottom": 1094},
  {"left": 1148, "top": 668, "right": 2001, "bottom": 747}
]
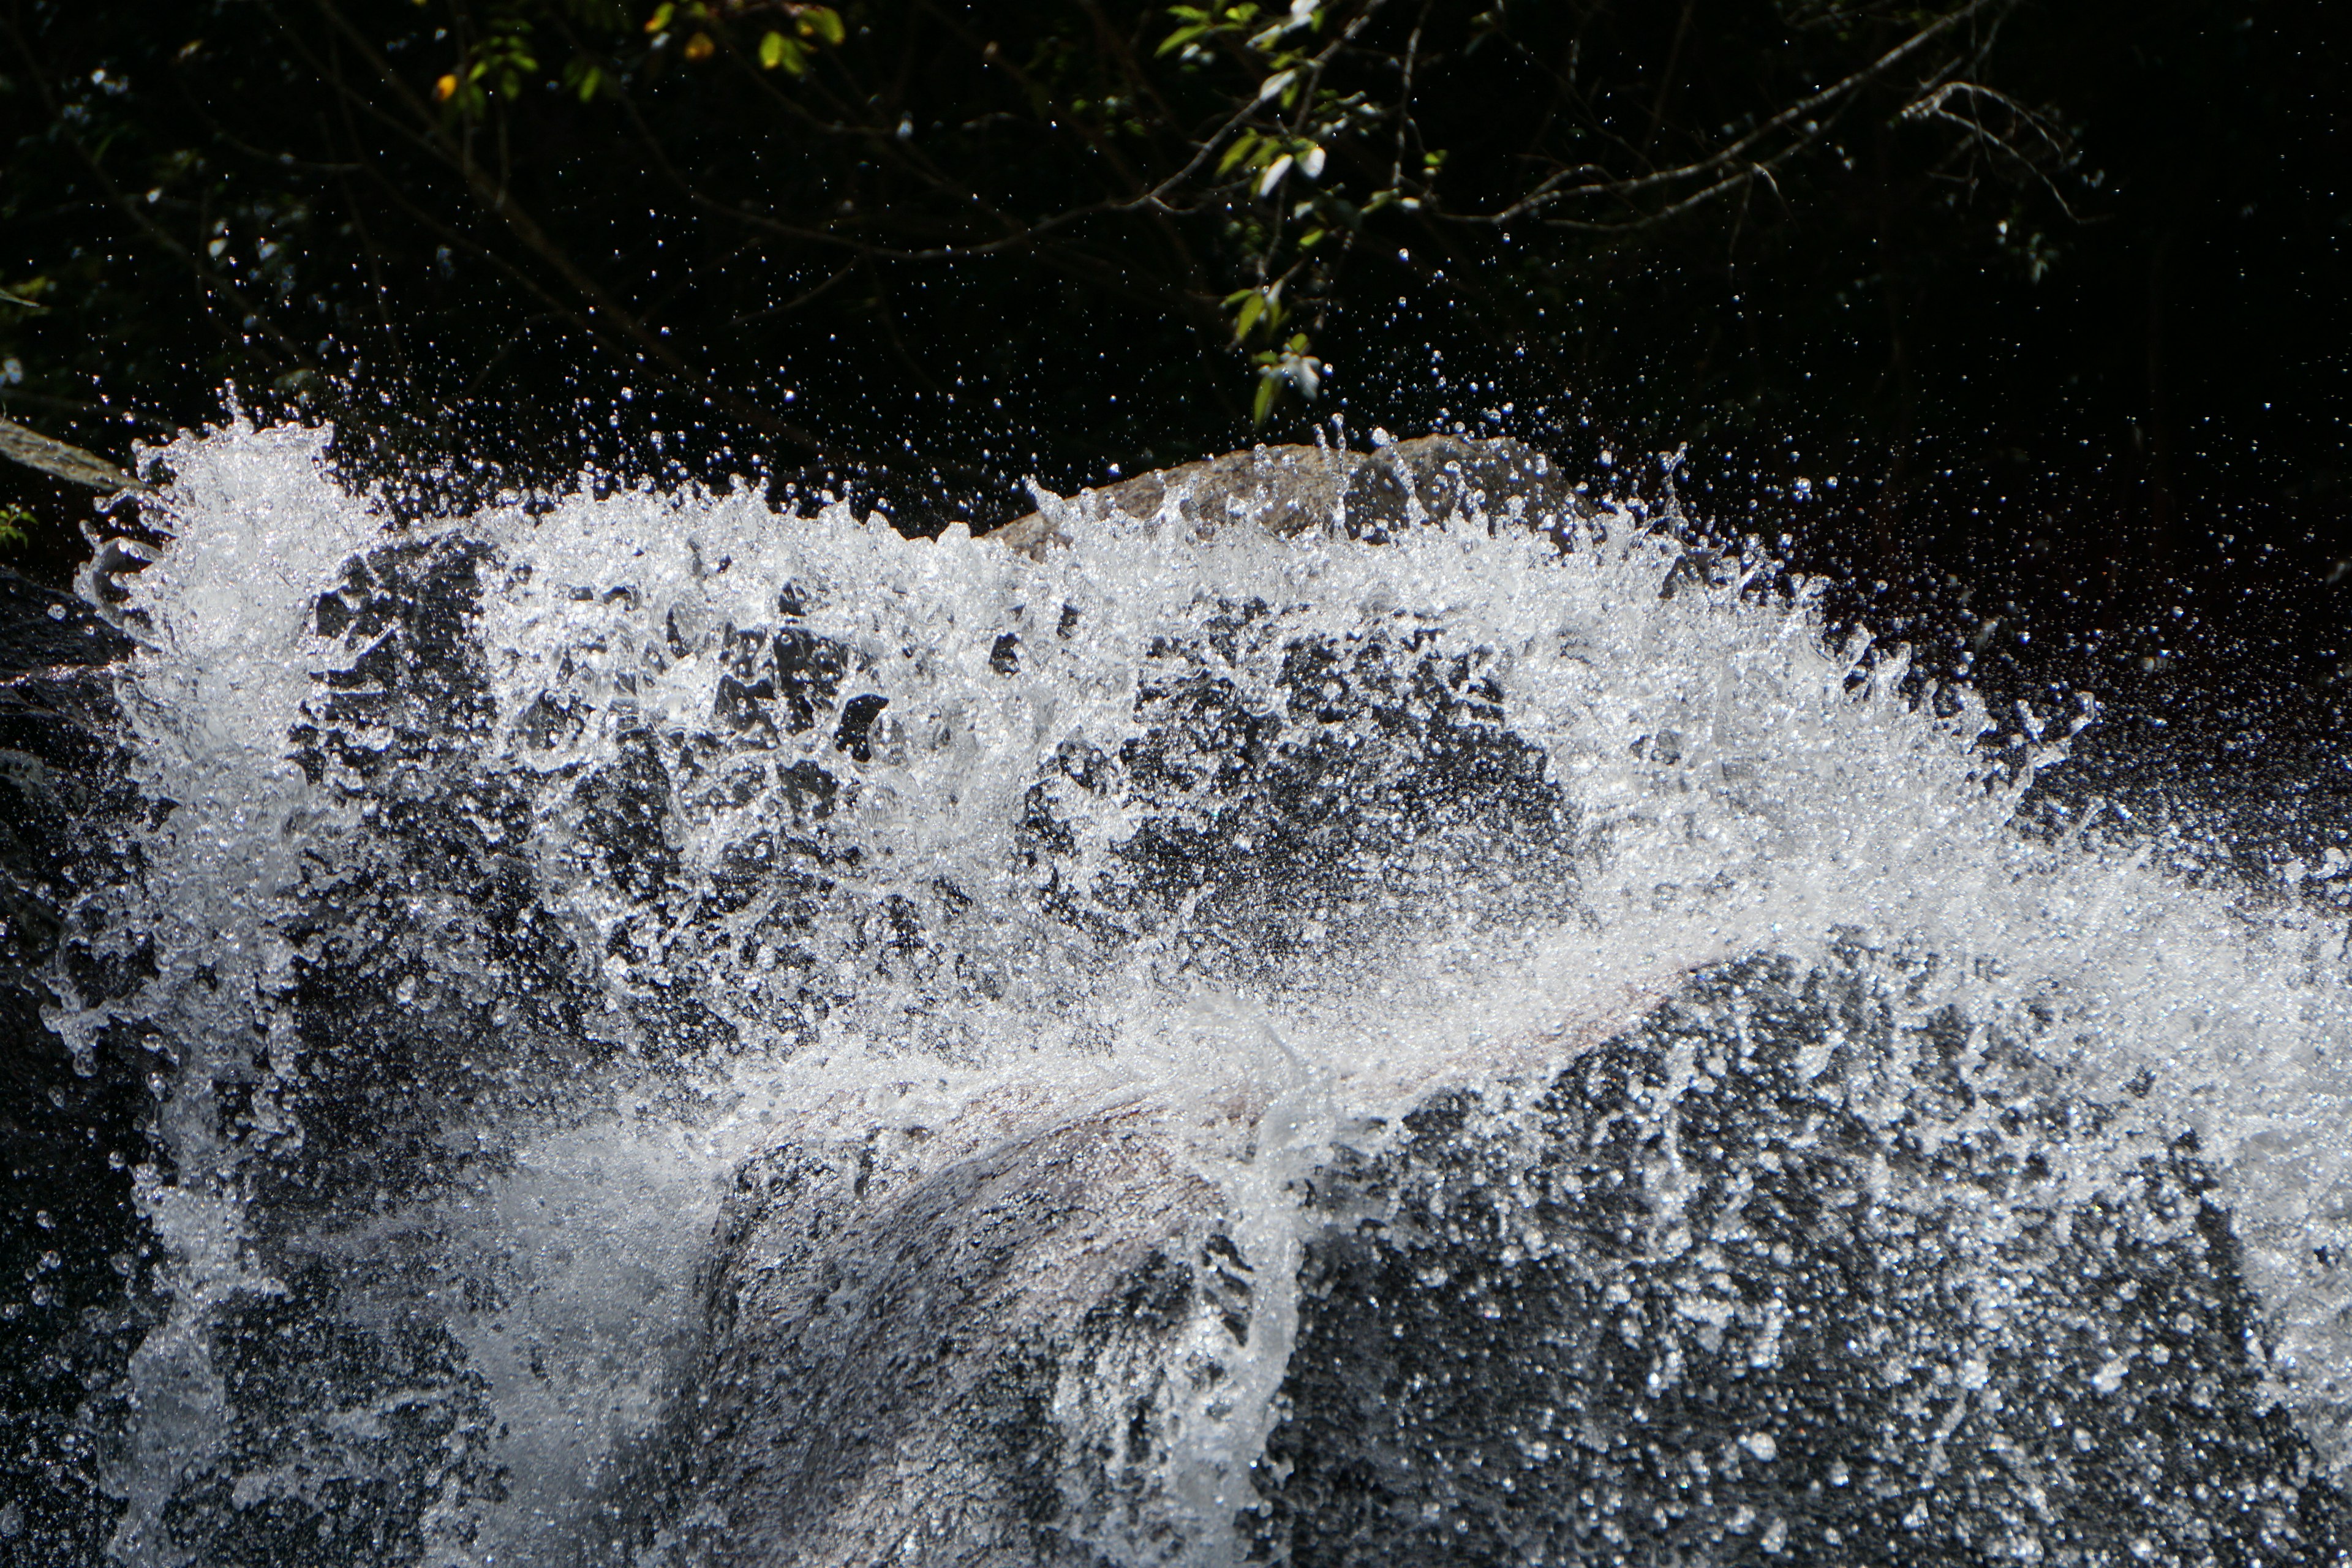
[{"left": 59, "top": 419, "right": 2352, "bottom": 1564}]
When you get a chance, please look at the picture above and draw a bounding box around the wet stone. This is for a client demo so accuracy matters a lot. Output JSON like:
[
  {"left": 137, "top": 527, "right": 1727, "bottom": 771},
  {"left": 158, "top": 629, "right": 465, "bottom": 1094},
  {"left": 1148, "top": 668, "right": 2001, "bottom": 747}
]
[
  {"left": 649, "top": 1107, "right": 1242, "bottom": 1568},
  {"left": 1258, "top": 954, "right": 2348, "bottom": 1567}
]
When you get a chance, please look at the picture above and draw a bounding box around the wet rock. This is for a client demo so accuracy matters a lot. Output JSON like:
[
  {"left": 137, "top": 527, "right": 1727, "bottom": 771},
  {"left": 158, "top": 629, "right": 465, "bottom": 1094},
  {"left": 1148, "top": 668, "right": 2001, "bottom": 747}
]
[
  {"left": 1257, "top": 953, "right": 2349, "bottom": 1567},
  {"left": 989, "top": 435, "right": 1578, "bottom": 555},
  {"left": 663, "top": 1102, "right": 1253, "bottom": 1568},
  {"left": 674, "top": 953, "right": 2351, "bottom": 1567},
  {"left": 658, "top": 439, "right": 2352, "bottom": 1567}
]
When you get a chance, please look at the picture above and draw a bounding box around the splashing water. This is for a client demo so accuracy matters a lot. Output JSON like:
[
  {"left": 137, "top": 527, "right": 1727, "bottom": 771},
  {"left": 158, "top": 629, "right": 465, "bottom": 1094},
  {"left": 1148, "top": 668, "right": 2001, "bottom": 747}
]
[{"left": 45, "top": 420, "right": 2352, "bottom": 1565}]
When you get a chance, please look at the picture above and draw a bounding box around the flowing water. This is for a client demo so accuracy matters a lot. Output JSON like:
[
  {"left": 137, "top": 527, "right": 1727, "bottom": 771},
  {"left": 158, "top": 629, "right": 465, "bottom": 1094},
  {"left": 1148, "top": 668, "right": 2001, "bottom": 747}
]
[{"left": 28, "top": 419, "right": 2352, "bottom": 1564}]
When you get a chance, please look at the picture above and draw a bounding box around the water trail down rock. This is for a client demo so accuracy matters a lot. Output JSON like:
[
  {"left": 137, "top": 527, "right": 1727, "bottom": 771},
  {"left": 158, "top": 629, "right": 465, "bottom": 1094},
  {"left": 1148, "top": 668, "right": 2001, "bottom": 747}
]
[{"left": 46, "top": 421, "right": 2352, "bottom": 1566}]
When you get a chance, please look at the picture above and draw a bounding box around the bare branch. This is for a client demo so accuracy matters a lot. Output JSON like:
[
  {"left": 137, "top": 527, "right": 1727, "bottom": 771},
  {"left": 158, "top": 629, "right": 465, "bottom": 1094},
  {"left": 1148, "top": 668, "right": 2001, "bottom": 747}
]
[
  {"left": 0, "top": 415, "right": 148, "bottom": 494},
  {"left": 1455, "top": 0, "right": 2017, "bottom": 230}
]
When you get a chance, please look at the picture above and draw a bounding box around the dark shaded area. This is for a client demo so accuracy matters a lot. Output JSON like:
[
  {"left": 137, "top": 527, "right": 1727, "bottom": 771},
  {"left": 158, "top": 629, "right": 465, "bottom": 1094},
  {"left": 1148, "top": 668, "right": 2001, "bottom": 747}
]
[{"left": 0, "top": 570, "right": 166, "bottom": 1566}]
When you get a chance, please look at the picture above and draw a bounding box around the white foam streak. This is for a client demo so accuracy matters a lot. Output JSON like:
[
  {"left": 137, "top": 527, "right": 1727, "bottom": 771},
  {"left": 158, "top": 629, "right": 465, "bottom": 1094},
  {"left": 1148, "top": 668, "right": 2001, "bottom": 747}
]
[{"left": 93, "top": 423, "right": 382, "bottom": 1565}]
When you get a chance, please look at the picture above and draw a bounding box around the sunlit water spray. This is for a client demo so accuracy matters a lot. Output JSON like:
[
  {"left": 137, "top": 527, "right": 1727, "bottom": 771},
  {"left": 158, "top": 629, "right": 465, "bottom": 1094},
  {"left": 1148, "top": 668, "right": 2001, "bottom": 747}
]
[{"left": 47, "top": 420, "right": 2352, "bottom": 1565}]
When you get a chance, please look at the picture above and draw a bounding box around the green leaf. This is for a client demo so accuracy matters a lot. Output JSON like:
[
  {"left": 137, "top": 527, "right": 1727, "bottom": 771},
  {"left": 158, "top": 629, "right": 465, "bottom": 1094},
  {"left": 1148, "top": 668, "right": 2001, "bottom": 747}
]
[
  {"left": 646, "top": 2, "right": 674, "bottom": 34},
  {"left": 1298, "top": 227, "right": 1325, "bottom": 249},
  {"left": 1252, "top": 372, "right": 1278, "bottom": 426},
  {"left": 761, "top": 31, "right": 809, "bottom": 73},
  {"left": 803, "top": 6, "right": 845, "bottom": 45},
  {"left": 1216, "top": 132, "right": 1259, "bottom": 176},
  {"left": 1156, "top": 23, "right": 1208, "bottom": 56},
  {"left": 1233, "top": 288, "right": 1265, "bottom": 343}
]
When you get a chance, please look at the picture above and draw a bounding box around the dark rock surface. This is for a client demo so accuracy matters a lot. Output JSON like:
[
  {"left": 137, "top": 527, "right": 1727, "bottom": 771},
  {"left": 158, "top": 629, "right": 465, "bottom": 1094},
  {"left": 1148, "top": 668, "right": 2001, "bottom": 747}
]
[
  {"left": 0, "top": 569, "right": 164, "bottom": 1566},
  {"left": 1260, "top": 952, "right": 2346, "bottom": 1567}
]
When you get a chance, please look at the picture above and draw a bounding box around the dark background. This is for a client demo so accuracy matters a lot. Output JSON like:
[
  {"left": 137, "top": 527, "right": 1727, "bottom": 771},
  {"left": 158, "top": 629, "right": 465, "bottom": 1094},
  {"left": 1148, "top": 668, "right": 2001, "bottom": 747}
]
[{"left": 0, "top": 0, "right": 2342, "bottom": 716}]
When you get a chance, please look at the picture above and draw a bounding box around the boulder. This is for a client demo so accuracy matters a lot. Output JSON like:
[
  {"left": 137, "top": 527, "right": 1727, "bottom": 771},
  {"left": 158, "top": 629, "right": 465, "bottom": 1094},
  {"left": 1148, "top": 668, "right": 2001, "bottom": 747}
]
[
  {"left": 1258, "top": 954, "right": 2350, "bottom": 1566},
  {"left": 989, "top": 434, "right": 1579, "bottom": 554},
  {"left": 660, "top": 965, "right": 2352, "bottom": 1568},
  {"left": 660, "top": 1099, "right": 1261, "bottom": 1568}
]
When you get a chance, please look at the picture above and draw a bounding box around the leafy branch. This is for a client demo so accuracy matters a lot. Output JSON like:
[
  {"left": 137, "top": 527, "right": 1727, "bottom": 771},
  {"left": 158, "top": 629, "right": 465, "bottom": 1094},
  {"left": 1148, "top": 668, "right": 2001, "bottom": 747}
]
[{"left": 0, "top": 0, "right": 2079, "bottom": 478}]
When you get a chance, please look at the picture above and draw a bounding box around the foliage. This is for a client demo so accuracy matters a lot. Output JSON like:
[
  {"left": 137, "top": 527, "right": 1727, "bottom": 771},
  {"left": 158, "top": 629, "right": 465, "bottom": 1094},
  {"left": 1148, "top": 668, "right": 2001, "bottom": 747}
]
[
  {"left": 0, "top": 0, "right": 2064, "bottom": 463},
  {"left": 0, "top": 0, "right": 2339, "bottom": 715}
]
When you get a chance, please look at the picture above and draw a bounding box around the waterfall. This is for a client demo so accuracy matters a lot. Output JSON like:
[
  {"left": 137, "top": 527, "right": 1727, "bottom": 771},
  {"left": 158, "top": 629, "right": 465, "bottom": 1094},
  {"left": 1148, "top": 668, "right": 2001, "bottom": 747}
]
[{"left": 39, "top": 418, "right": 2352, "bottom": 1565}]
